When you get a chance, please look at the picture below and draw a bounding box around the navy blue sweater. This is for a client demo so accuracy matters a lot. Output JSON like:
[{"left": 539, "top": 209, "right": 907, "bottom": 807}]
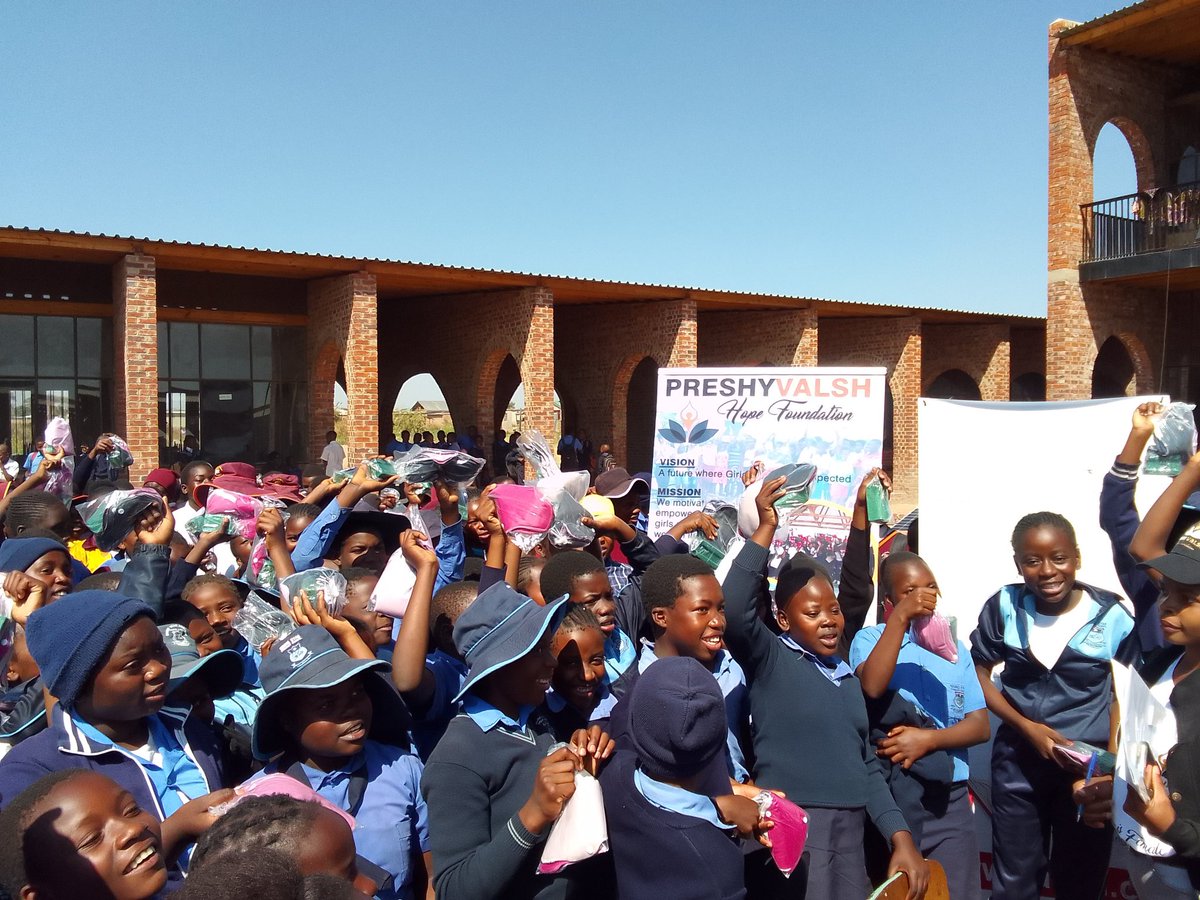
[
  {"left": 721, "top": 541, "right": 908, "bottom": 839},
  {"left": 600, "top": 752, "right": 745, "bottom": 900},
  {"left": 1099, "top": 460, "right": 1165, "bottom": 649}
]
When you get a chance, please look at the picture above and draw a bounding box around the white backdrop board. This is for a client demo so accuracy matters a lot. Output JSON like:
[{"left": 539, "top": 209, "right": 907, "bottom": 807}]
[{"left": 919, "top": 396, "right": 1170, "bottom": 643}]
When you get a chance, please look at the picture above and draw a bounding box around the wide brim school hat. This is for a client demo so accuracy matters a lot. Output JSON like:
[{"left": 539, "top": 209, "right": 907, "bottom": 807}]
[
  {"left": 594, "top": 467, "right": 649, "bottom": 500},
  {"left": 335, "top": 510, "right": 411, "bottom": 555},
  {"left": 158, "top": 624, "right": 244, "bottom": 700},
  {"left": 452, "top": 581, "right": 569, "bottom": 703},
  {"left": 251, "top": 625, "right": 412, "bottom": 761},
  {"left": 1140, "top": 521, "right": 1200, "bottom": 586}
]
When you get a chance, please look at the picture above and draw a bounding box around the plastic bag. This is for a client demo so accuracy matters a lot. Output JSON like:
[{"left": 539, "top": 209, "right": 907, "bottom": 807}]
[
  {"left": 204, "top": 488, "right": 264, "bottom": 542},
  {"left": 185, "top": 513, "right": 241, "bottom": 540},
  {"left": 754, "top": 791, "right": 808, "bottom": 877},
  {"left": 232, "top": 592, "right": 296, "bottom": 648},
  {"left": 1145, "top": 402, "right": 1198, "bottom": 476},
  {"left": 392, "top": 447, "right": 485, "bottom": 485},
  {"left": 865, "top": 473, "right": 892, "bottom": 524},
  {"left": 537, "top": 768, "right": 609, "bottom": 874},
  {"left": 686, "top": 500, "right": 739, "bottom": 568},
  {"left": 330, "top": 467, "right": 357, "bottom": 485},
  {"left": 279, "top": 568, "right": 349, "bottom": 617},
  {"left": 517, "top": 430, "right": 560, "bottom": 480},
  {"left": 763, "top": 463, "right": 817, "bottom": 508},
  {"left": 42, "top": 417, "right": 75, "bottom": 502},
  {"left": 77, "top": 488, "right": 162, "bottom": 551},
  {"left": 247, "top": 537, "right": 277, "bottom": 590},
  {"left": 909, "top": 612, "right": 958, "bottom": 663},
  {"left": 490, "top": 483, "right": 554, "bottom": 554},
  {"left": 105, "top": 435, "right": 135, "bottom": 470},
  {"left": 546, "top": 491, "right": 595, "bottom": 550},
  {"left": 370, "top": 547, "right": 417, "bottom": 618}
]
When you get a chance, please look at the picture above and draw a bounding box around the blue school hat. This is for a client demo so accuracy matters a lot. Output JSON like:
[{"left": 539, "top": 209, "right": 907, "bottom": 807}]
[
  {"left": 452, "top": 581, "right": 569, "bottom": 703},
  {"left": 0, "top": 537, "right": 69, "bottom": 573},
  {"left": 25, "top": 590, "right": 155, "bottom": 711},
  {"left": 628, "top": 656, "right": 730, "bottom": 798},
  {"left": 251, "top": 625, "right": 411, "bottom": 761},
  {"left": 158, "top": 624, "right": 243, "bottom": 701}
]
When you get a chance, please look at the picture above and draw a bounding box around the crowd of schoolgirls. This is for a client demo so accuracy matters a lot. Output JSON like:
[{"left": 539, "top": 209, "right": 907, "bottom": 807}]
[{"left": 5, "top": 405, "right": 1200, "bottom": 900}]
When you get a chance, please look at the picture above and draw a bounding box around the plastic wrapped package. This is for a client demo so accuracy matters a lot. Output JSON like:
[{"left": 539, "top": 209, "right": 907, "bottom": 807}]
[
  {"left": 537, "top": 768, "right": 609, "bottom": 874},
  {"left": 247, "top": 537, "right": 277, "bottom": 590},
  {"left": 232, "top": 592, "right": 296, "bottom": 648},
  {"left": 737, "top": 464, "right": 819, "bottom": 537},
  {"left": 392, "top": 447, "right": 485, "bottom": 485},
  {"left": 490, "top": 483, "right": 555, "bottom": 554},
  {"left": 546, "top": 491, "right": 595, "bottom": 549},
  {"left": 279, "top": 568, "right": 349, "bottom": 617},
  {"left": 204, "top": 488, "right": 264, "bottom": 542},
  {"left": 185, "top": 513, "right": 241, "bottom": 541},
  {"left": 105, "top": 435, "right": 135, "bottom": 470},
  {"left": 909, "top": 612, "right": 958, "bottom": 663},
  {"left": 754, "top": 791, "right": 808, "bottom": 877},
  {"left": 42, "top": 417, "right": 75, "bottom": 501},
  {"left": 370, "top": 547, "right": 418, "bottom": 618},
  {"left": 686, "top": 501, "right": 739, "bottom": 568},
  {"left": 77, "top": 489, "right": 162, "bottom": 552},
  {"left": 330, "top": 468, "right": 357, "bottom": 485},
  {"left": 864, "top": 473, "right": 892, "bottom": 524},
  {"left": 516, "top": 430, "right": 560, "bottom": 480},
  {"left": 1145, "top": 402, "right": 1198, "bottom": 476}
]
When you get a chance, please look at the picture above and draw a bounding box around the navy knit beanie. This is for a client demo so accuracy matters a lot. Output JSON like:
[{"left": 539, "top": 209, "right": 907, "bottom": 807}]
[
  {"left": 0, "top": 537, "right": 69, "bottom": 574},
  {"left": 25, "top": 590, "right": 155, "bottom": 711},
  {"left": 628, "top": 656, "right": 728, "bottom": 785}
]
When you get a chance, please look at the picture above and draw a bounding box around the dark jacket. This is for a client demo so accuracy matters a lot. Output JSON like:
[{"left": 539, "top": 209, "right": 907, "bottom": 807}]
[
  {"left": 600, "top": 752, "right": 745, "bottom": 900},
  {"left": 116, "top": 543, "right": 173, "bottom": 620},
  {"left": 1099, "top": 462, "right": 1165, "bottom": 650},
  {"left": 0, "top": 676, "right": 45, "bottom": 744}
]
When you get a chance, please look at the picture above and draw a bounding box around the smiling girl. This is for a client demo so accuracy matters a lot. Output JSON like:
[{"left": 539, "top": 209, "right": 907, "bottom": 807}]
[{"left": 971, "top": 512, "right": 1138, "bottom": 900}]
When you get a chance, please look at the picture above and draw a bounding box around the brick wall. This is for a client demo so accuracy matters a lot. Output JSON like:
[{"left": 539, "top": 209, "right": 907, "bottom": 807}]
[
  {"left": 307, "top": 272, "right": 378, "bottom": 462},
  {"left": 697, "top": 308, "right": 819, "bottom": 367},
  {"left": 819, "top": 316, "right": 921, "bottom": 508},
  {"left": 555, "top": 299, "right": 697, "bottom": 469},
  {"left": 112, "top": 254, "right": 158, "bottom": 481},
  {"left": 1011, "top": 326, "right": 1046, "bottom": 381},
  {"left": 922, "top": 323, "right": 1011, "bottom": 401}
]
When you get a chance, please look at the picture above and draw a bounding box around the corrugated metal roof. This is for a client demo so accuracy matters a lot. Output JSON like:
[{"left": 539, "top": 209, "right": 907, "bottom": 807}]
[
  {"left": 0, "top": 224, "right": 1044, "bottom": 320},
  {"left": 1057, "top": 0, "right": 1166, "bottom": 37}
]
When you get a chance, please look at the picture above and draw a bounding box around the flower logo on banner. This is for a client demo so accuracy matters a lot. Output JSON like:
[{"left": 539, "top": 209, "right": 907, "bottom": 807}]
[{"left": 658, "top": 402, "right": 719, "bottom": 446}]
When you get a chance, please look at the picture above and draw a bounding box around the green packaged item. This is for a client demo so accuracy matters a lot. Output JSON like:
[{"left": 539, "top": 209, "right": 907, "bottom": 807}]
[
  {"left": 185, "top": 513, "right": 240, "bottom": 539},
  {"left": 1143, "top": 454, "right": 1186, "bottom": 476},
  {"left": 690, "top": 539, "right": 727, "bottom": 569},
  {"left": 331, "top": 467, "right": 356, "bottom": 484},
  {"left": 865, "top": 475, "right": 891, "bottom": 523},
  {"left": 764, "top": 463, "right": 817, "bottom": 509},
  {"left": 366, "top": 458, "right": 398, "bottom": 480}
]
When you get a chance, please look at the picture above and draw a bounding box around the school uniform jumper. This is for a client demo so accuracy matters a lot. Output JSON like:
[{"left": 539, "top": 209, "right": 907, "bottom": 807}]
[
  {"left": 722, "top": 541, "right": 908, "bottom": 900},
  {"left": 971, "top": 582, "right": 1138, "bottom": 900}
]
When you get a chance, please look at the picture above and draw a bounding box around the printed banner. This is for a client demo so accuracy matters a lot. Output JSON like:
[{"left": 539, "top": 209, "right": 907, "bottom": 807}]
[{"left": 649, "top": 367, "right": 887, "bottom": 585}]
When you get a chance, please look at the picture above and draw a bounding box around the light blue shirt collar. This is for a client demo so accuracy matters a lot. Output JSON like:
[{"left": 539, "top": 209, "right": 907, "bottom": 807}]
[
  {"left": 633, "top": 768, "right": 733, "bottom": 830},
  {"left": 639, "top": 639, "right": 735, "bottom": 679},
  {"left": 462, "top": 694, "right": 533, "bottom": 732},
  {"left": 778, "top": 634, "right": 854, "bottom": 683}
]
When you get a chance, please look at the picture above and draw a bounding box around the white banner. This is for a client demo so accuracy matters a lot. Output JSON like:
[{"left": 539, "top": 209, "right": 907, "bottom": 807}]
[
  {"left": 649, "top": 367, "right": 886, "bottom": 583},
  {"left": 919, "top": 396, "right": 1170, "bottom": 635}
]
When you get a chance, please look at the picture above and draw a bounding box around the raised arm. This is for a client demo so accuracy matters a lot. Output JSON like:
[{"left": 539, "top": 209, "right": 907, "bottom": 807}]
[
  {"left": 722, "top": 477, "right": 787, "bottom": 678},
  {"left": 391, "top": 531, "right": 440, "bottom": 708},
  {"left": 1131, "top": 449, "right": 1200, "bottom": 565}
]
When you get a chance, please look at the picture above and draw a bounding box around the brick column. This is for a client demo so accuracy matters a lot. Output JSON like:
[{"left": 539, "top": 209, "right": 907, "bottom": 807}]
[
  {"left": 306, "top": 273, "right": 378, "bottom": 462},
  {"left": 112, "top": 254, "right": 158, "bottom": 480},
  {"left": 697, "top": 308, "right": 818, "bottom": 366},
  {"left": 517, "top": 288, "right": 557, "bottom": 443}
]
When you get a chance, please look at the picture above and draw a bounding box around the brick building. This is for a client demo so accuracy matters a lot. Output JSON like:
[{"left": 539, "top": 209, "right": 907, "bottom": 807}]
[
  {"left": 0, "top": 228, "right": 1039, "bottom": 507},
  {"left": 1048, "top": 0, "right": 1200, "bottom": 402}
]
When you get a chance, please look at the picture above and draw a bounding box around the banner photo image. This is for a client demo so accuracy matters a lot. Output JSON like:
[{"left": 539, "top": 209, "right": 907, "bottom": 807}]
[{"left": 648, "top": 367, "right": 887, "bottom": 587}]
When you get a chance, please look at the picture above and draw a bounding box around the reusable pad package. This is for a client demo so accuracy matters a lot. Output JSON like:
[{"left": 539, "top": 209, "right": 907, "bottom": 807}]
[
  {"left": 105, "top": 435, "right": 135, "bottom": 470},
  {"left": 233, "top": 592, "right": 296, "bottom": 648},
  {"left": 331, "top": 467, "right": 358, "bottom": 485},
  {"left": 211, "top": 772, "right": 357, "bottom": 829},
  {"left": 369, "top": 547, "right": 418, "bottom": 618},
  {"left": 686, "top": 500, "right": 739, "bottom": 568},
  {"left": 737, "top": 464, "right": 819, "bottom": 536},
  {"left": 247, "top": 537, "right": 277, "bottom": 589},
  {"left": 754, "top": 792, "right": 808, "bottom": 877},
  {"left": 42, "top": 417, "right": 76, "bottom": 502},
  {"left": 204, "top": 488, "right": 264, "bottom": 542},
  {"left": 519, "top": 430, "right": 590, "bottom": 501},
  {"left": 279, "top": 568, "right": 349, "bottom": 617},
  {"left": 490, "top": 483, "right": 555, "bottom": 553},
  {"left": 909, "top": 612, "right": 958, "bottom": 663},
  {"left": 546, "top": 490, "right": 595, "bottom": 550},
  {"left": 392, "top": 447, "right": 486, "bottom": 485},
  {"left": 537, "top": 769, "right": 609, "bottom": 874},
  {"left": 185, "top": 513, "right": 241, "bottom": 541},
  {"left": 1145, "top": 402, "right": 1198, "bottom": 476},
  {"left": 77, "top": 488, "right": 162, "bottom": 552},
  {"left": 864, "top": 472, "right": 892, "bottom": 524}
]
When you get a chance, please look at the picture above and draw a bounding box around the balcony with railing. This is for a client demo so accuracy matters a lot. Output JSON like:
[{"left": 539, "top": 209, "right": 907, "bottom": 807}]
[{"left": 1080, "top": 183, "right": 1200, "bottom": 282}]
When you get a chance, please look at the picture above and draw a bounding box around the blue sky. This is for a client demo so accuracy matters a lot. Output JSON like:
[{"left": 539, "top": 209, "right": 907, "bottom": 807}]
[{"left": 3, "top": 2, "right": 1137, "bottom": 406}]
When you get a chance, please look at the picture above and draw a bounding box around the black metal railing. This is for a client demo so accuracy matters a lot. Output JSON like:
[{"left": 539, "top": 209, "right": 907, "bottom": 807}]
[{"left": 1081, "top": 181, "right": 1200, "bottom": 263}]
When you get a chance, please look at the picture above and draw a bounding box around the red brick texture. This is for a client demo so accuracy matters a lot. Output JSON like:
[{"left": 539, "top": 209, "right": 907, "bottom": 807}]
[
  {"left": 1045, "top": 23, "right": 1188, "bottom": 399},
  {"left": 307, "top": 273, "right": 378, "bottom": 463},
  {"left": 819, "top": 316, "right": 922, "bottom": 506},
  {"left": 112, "top": 254, "right": 158, "bottom": 482},
  {"left": 922, "top": 323, "right": 1011, "bottom": 401},
  {"left": 697, "top": 309, "right": 819, "bottom": 367},
  {"left": 555, "top": 299, "right": 697, "bottom": 468}
]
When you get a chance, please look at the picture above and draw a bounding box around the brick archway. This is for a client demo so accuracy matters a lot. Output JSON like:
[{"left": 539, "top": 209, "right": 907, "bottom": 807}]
[
  {"left": 1110, "top": 331, "right": 1155, "bottom": 394},
  {"left": 1090, "top": 116, "right": 1158, "bottom": 193},
  {"left": 612, "top": 354, "right": 660, "bottom": 471}
]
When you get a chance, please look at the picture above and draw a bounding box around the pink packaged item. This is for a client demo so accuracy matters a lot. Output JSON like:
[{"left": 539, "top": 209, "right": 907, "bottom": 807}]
[
  {"left": 205, "top": 488, "right": 264, "bottom": 542},
  {"left": 755, "top": 792, "right": 808, "bottom": 877},
  {"left": 222, "top": 772, "right": 356, "bottom": 830},
  {"left": 490, "top": 483, "right": 554, "bottom": 554},
  {"left": 910, "top": 612, "right": 957, "bottom": 663},
  {"left": 42, "top": 417, "right": 76, "bottom": 501},
  {"left": 537, "top": 769, "right": 609, "bottom": 874},
  {"left": 370, "top": 547, "right": 418, "bottom": 618}
]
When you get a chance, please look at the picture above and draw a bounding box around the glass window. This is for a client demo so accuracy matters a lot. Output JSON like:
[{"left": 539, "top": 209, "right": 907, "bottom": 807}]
[
  {"left": 274, "top": 326, "right": 306, "bottom": 382},
  {"left": 156, "top": 322, "right": 169, "bottom": 377},
  {"left": 38, "top": 379, "right": 74, "bottom": 425},
  {"left": 251, "top": 327, "right": 273, "bottom": 381},
  {"left": 78, "top": 318, "right": 104, "bottom": 378},
  {"left": 201, "top": 324, "right": 251, "bottom": 380},
  {"left": 1, "top": 389, "right": 33, "bottom": 453},
  {"left": 75, "top": 380, "right": 104, "bottom": 445},
  {"left": 169, "top": 323, "right": 200, "bottom": 379},
  {"left": 36, "top": 318, "right": 75, "bottom": 377},
  {"left": 0, "top": 317, "right": 34, "bottom": 377}
]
